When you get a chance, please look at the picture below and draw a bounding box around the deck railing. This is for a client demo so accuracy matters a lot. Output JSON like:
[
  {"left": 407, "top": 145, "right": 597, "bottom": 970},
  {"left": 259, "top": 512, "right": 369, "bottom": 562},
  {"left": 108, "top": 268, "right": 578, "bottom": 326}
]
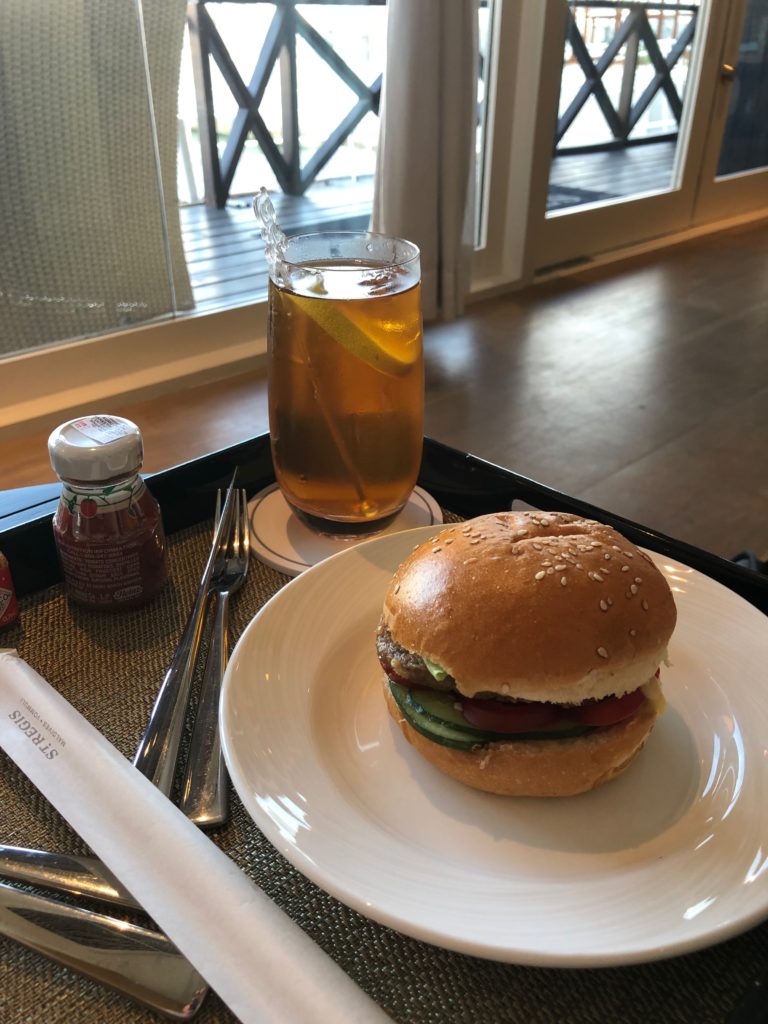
[
  {"left": 187, "top": 0, "right": 385, "bottom": 207},
  {"left": 557, "top": 1, "right": 699, "bottom": 153},
  {"left": 186, "top": 1, "right": 699, "bottom": 208}
]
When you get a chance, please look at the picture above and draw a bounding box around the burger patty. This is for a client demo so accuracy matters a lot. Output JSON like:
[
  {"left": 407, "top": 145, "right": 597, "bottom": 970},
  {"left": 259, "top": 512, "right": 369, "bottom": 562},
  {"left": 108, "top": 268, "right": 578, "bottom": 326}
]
[{"left": 376, "top": 623, "right": 457, "bottom": 692}]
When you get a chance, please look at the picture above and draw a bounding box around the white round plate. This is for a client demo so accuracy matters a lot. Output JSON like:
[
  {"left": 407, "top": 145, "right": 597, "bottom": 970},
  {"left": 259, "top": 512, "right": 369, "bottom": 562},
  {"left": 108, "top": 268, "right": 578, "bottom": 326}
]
[
  {"left": 220, "top": 526, "right": 768, "bottom": 966},
  {"left": 248, "top": 484, "right": 443, "bottom": 576}
]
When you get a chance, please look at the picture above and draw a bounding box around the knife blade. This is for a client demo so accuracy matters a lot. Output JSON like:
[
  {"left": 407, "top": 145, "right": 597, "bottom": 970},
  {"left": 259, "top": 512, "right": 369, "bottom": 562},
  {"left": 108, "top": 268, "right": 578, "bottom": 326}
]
[
  {"left": 0, "top": 844, "right": 140, "bottom": 909},
  {"left": 0, "top": 879, "right": 208, "bottom": 1019}
]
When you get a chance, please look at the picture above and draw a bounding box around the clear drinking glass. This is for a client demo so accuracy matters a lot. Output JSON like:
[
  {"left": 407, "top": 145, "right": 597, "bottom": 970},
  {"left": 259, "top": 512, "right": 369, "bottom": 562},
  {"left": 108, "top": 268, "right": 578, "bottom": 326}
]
[{"left": 267, "top": 231, "right": 424, "bottom": 534}]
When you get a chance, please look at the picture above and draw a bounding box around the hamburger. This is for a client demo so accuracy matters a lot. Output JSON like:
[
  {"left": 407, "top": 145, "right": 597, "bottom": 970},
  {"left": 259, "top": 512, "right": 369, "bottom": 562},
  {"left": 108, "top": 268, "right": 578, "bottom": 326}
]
[{"left": 377, "top": 511, "right": 677, "bottom": 797}]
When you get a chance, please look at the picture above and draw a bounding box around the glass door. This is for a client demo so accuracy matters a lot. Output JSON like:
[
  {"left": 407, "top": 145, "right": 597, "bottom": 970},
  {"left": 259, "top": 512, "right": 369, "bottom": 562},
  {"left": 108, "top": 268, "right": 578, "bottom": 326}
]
[
  {"left": 526, "top": 0, "right": 731, "bottom": 271},
  {"left": 693, "top": 0, "right": 768, "bottom": 221}
]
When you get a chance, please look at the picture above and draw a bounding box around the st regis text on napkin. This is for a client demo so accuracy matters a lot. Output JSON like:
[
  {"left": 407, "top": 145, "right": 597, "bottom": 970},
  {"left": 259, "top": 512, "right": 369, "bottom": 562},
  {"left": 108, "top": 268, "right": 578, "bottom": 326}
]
[{"left": 0, "top": 650, "right": 390, "bottom": 1024}]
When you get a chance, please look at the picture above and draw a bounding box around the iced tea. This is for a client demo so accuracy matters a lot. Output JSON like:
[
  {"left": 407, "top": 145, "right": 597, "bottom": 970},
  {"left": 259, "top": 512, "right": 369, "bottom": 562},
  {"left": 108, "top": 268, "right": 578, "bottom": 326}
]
[{"left": 267, "top": 233, "right": 423, "bottom": 531}]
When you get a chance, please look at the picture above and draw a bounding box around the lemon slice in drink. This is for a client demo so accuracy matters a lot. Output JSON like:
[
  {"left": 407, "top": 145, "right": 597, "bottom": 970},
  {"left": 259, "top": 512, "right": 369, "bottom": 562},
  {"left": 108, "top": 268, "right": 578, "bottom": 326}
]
[{"left": 287, "top": 291, "right": 419, "bottom": 377}]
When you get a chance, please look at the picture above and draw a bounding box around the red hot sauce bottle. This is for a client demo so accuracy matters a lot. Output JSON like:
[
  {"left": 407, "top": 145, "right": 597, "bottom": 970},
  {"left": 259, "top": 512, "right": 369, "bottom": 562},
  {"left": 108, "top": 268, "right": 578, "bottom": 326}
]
[{"left": 48, "top": 415, "right": 167, "bottom": 611}]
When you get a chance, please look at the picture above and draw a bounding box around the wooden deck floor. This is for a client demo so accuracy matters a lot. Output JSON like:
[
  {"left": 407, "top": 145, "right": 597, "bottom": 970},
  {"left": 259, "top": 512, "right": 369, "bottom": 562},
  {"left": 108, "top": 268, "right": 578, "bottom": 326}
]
[
  {"left": 180, "top": 181, "right": 372, "bottom": 315},
  {"left": 179, "top": 142, "right": 677, "bottom": 314}
]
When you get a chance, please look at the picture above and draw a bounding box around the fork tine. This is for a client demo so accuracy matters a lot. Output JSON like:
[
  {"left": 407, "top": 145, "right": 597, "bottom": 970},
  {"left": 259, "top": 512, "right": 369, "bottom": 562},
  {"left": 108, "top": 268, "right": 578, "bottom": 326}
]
[
  {"left": 233, "top": 490, "right": 241, "bottom": 552},
  {"left": 239, "top": 489, "right": 250, "bottom": 564},
  {"left": 213, "top": 489, "right": 222, "bottom": 538}
]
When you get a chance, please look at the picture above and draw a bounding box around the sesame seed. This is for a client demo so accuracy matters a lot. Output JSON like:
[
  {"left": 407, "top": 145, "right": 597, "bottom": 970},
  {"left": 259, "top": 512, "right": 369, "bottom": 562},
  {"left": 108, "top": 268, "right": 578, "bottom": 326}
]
[
  {"left": 560, "top": 576, "right": 567, "bottom": 586},
  {"left": 444, "top": 538, "right": 454, "bottom": 545},
  {"left": 534, "top": 570, "right": 546, "bottom": 580},
  {"left": 634, "top": 576, "right": 643, "bottom": 584},
  {"left": 593, "top": 572, "right": 604, "bottom": 582},
  {"left": 546, "top": 567, "right": 555, "bottom": 575},
  {"left": 599, "top": 600, "right": 608, "bottom": 611},
  {"left": 621, "top": 565, "right": 630, "bottom": 573},
  {"left": 629, "top": 628, "right": 637, "bottom": 637},
  {"left": 433, "top": 547, "right": 442, "bottom": 553},
  {"left": 603, "top": 553, "right": 611, "bottom": 560},
  {"left": 464, "top": 557, "right": 478, "bottom": 565},
  {"left": 597, "top": 647, "right": 609, "bottom": 659},
  {"left": 576, "top": 562, "right": 584, "bottom": 569},
  {"left": 624, "top": 551, "right": 635, "bottom": 559},
  {"left": 532, "top": 543, "right": 542, "bottom": 551},
  {"left": 555, "top": 563, "right": 566, "bottom": 571},
  {"left": 642, "top": 599, "right": 649, "bottom": 611},
  {"left": 630, "top": 584, "right": 638, "bottom": 595},
  {"left": 607, "top": 597, "right": 614, "bottom": 606},
  {"left": 394, "top": 584, "right": 400, "bottom": 594},
  {"left": 470, "top": 539, "right": 481, "bottom": 545},
  {"left": 515, "top": 529, "right": 528, "bottom": 538},
  {"left": 541, "top": 560, "right": 552, "bottom": 566}
]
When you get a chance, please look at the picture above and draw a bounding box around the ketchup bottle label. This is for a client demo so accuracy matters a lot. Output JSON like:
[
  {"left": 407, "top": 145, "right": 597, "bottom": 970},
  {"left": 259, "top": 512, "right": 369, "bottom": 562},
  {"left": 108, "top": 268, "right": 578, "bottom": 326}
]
[
  {"left": 0, "top": 556, "right": 19, "bottom": 629},
  {"left": 60, "top": 477, "right": 147, "bottom": 516},
  {"left": 52, "top": 474, "right": 167, "bottom": 610}
]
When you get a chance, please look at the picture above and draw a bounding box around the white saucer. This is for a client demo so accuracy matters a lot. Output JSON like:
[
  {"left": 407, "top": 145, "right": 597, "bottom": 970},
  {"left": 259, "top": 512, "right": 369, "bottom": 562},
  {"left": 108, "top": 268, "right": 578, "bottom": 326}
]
[{"left": 248, "top": 484, "right": 443, "bottom": 576}]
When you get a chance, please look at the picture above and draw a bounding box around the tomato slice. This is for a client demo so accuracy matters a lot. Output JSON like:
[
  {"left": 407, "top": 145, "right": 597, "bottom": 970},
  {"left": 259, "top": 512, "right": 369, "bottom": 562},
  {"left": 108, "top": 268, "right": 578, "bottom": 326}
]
[
  {"left": 459, "top": 698, "right": 557, "bottom": 733},
  {"left": 570, "top": 688, "right": 646, "bottom": 726},
  {"left": 378, "top": 653, "right": 411, "bottom": 687}
]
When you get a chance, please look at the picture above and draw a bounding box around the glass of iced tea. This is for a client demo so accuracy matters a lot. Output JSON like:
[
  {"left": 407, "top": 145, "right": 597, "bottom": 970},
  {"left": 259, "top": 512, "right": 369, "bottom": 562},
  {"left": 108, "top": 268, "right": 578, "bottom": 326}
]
[{"left": 267, "top": 231, "right": 423, "bottom": 534}]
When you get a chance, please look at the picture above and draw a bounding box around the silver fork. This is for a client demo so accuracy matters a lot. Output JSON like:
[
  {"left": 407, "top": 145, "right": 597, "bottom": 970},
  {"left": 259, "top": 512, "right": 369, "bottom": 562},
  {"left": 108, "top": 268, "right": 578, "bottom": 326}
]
[{"left": 180, "top": 488, "right": 250, "bottom": 828}]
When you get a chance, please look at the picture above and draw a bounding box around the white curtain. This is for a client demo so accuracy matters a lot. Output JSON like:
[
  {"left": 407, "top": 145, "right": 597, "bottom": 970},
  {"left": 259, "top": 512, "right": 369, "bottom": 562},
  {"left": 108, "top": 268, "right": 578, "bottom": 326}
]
[{"left": 371, "top": 0, "right": 478, "bottom": 322}]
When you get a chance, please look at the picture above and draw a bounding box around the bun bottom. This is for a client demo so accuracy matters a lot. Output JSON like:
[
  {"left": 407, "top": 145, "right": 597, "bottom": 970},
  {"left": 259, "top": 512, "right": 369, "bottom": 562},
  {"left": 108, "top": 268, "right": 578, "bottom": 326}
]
[{"left": 383, "top": 681, "right": 657, "bottom": 798}]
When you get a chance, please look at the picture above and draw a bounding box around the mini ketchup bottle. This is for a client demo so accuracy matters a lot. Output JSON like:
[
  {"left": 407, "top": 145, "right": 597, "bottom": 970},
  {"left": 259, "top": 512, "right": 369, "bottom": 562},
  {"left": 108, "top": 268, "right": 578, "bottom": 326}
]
[{"left": 48, "top": 415, "right": 168, "bottom": 611}]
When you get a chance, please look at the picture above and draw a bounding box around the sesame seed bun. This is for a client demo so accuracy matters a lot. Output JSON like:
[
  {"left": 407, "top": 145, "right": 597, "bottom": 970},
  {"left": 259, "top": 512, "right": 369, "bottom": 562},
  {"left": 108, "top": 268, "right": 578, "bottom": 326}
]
[
  {"left": 381, "top": 512, "right": 677, "bottom": 705},
  {"left": 383, "top": 677, "right": 658, "bottom": 797}
]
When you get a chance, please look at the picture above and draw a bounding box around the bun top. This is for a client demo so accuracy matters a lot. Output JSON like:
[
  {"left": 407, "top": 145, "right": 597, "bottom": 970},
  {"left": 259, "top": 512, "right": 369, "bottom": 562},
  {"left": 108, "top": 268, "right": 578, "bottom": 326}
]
[{"left": 382, "top": 512, "right": 677, "bottom": 703}]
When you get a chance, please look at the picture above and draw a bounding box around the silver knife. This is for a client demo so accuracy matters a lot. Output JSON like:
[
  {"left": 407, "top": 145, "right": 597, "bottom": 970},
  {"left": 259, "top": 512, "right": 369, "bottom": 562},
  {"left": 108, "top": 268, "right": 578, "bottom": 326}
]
[
  {"left": 0, "top": 880, "right": 208, "bottom": 1019},
  {"left": 0, "top": 844, "right": 140, "bottom": 909}
]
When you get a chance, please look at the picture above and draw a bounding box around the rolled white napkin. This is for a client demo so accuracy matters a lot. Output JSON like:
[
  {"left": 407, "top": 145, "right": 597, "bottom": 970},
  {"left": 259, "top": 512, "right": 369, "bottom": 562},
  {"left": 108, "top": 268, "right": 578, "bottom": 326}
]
[{"left": 0, "top": 650, "right": 391, "bottom": 1024}]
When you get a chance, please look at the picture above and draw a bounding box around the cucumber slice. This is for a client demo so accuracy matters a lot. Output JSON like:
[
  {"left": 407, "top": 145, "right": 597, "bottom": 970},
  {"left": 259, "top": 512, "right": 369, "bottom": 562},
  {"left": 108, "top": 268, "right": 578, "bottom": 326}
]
[
  {"left": 389, "top": 681, "right": 489, "bottom": 751},
  {"left": 405, "top": 688, "right": 478, "bottom": 731},
  {"left": 387, "top": 681, "right": 594, "bottom": 751}
]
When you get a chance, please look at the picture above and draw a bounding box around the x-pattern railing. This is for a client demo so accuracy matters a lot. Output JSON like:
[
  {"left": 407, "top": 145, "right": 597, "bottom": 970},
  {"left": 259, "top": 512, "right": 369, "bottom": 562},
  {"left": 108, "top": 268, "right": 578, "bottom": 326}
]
[
  {"left": 557, "top": 1, "right": 699, "bottom": 150},
  {"left": 187, "top": 0, "right": 384, "bottom": 207}
]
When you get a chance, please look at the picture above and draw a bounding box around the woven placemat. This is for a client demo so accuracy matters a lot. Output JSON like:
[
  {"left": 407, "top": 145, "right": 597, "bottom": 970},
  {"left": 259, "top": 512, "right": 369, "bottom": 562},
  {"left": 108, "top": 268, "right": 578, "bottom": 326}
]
[{"left": 1, "top": 517, "right": 766, "bottom": 1024}]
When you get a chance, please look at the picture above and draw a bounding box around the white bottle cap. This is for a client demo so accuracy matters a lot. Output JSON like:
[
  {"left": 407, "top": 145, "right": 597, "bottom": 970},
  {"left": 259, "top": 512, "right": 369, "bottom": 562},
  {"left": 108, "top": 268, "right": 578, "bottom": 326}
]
[{"left": 48, "top": 415, "right": 144, "bottom": 482}]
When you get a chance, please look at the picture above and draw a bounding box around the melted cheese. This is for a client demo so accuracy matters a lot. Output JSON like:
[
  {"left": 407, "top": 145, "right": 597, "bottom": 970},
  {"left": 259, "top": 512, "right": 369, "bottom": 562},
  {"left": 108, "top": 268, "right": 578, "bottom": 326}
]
[{"left": 641, "top": 675, "right": 667, "bottom": 715}]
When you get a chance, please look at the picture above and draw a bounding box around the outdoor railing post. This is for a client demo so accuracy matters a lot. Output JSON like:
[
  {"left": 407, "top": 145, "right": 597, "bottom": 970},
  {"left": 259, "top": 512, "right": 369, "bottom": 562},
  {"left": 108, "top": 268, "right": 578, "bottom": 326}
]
[
  {"left": 279, "top": 3, "right": 302, "bottom": 195},
  {"left": 186, "top": 1, "right": 225, "bottom": 208},
  {"left": 617, "top": 7, "right": 641, "bottom": 142}
]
